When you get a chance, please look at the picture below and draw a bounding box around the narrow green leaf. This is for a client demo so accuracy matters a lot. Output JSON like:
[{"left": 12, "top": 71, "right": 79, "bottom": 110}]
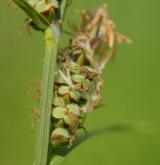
[
  {"left": 59, "top": 0, "right": 68, "bottom": 20},
  {"left": 12, "top": 0, "right": 50, "bottom": 31},
  {"left": 50, "top": 122, "right": 158, "bottom": 164}
]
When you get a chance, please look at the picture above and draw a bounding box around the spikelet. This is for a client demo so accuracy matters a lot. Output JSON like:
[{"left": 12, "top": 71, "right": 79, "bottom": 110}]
[{"left": 50, "top": 5, "right": 130, "bottom": 147}]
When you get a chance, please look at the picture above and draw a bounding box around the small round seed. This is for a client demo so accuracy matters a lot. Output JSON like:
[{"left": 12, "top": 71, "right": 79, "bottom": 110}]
[
  {"left": 53, "top": 97, "right": 65, "bottom": 107},
  {"left": 51, "top": 128, "right": 70, "bottom": 147},
  {"left": 52, "top": 107, "right": 66, "bottom": 119},
  {"left": 66, "top": 104, "right": 80, "bottom": 116}
]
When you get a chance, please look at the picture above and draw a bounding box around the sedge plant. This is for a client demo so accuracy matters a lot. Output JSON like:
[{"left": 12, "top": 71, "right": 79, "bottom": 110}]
[{"left": 10, "top": 0, "right": 130, "bottom": 164}]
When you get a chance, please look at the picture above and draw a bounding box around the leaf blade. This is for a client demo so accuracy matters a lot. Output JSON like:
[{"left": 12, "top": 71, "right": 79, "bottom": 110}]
[{"left": 12, "top": 0, "right": 50, "bottom": 31}]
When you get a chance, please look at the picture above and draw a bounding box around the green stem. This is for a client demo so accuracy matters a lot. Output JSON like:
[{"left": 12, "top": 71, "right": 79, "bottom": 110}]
[
  {"left": 11, "top": 1, "right": 68, "bottom": 164},
  {"left": 34, "top": 26, "right": 59, "bottom": 165},
  {"left": 59, "top": 0, "right": 68, "bottom": 20}
]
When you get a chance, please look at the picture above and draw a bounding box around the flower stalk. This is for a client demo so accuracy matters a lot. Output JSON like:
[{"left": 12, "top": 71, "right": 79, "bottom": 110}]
[{"left": 34, "top": 26, "right": 59, "bottom": 165}]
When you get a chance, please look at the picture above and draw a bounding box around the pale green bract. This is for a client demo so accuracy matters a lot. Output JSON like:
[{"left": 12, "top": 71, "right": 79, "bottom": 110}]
[{"left": 28, "top": 0, "right": 59, "bottom": 11}]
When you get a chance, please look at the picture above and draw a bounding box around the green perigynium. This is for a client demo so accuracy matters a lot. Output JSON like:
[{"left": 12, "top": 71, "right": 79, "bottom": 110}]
[{"left": 28, "top": 0, "right": 58, "bottom": 22}]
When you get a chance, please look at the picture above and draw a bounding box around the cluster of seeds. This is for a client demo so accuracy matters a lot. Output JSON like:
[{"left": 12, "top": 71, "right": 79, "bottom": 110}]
[
  {"left": 25, "top": 0, "right": 130, "bottom": 148},
  {"left": 50, "top": 5, "right": 130, "bottom": 147}
]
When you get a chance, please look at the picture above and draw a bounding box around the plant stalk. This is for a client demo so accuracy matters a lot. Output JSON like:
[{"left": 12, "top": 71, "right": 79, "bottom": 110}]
[
  {"left": 34, "top": 26, "right": 59, "bottom": 165},
  {"left": 11, "top": 1, "right": 68, "bottom": 164}
]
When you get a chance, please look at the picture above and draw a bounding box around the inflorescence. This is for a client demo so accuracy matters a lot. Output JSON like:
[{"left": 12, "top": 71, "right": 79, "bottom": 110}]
[{"left": 24, "top": 0, "right": 130, "bottom": 148}]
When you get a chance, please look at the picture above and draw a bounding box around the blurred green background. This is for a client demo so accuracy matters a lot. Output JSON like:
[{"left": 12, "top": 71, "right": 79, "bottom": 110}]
[{"left": 0, "top": 0, "right": 160, "bottom": 164}]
